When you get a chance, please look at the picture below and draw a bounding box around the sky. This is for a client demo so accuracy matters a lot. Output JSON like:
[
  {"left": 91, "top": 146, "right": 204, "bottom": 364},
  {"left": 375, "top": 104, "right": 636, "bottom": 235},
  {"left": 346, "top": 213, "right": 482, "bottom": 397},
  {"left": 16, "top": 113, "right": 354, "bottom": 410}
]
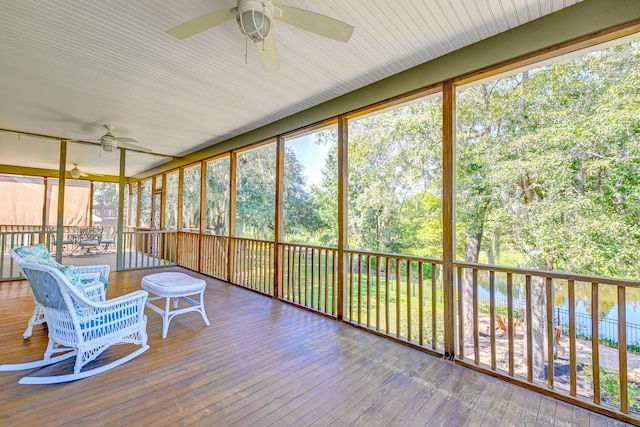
[{"left": 287, "top": 132, "right": 333, "bottom": 189}]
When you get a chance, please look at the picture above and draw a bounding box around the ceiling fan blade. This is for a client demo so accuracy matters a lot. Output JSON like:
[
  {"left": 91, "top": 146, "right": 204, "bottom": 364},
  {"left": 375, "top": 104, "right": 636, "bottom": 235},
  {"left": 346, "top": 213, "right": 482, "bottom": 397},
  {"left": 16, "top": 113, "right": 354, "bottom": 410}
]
[
  {"left": 118, "top": 141, "right": 152, "bottom": 153},
  {"left": 256, "top": 33, "right": 280, "bottom": 72},
  {"left": 166, "top": 9, "right": 235, "bottom": 40},
  {"left": 275, "top": 5, "right": 354, "bottom": 43},
  {"left": 116, "top": 137, "right": 138, "bottom": 143}
]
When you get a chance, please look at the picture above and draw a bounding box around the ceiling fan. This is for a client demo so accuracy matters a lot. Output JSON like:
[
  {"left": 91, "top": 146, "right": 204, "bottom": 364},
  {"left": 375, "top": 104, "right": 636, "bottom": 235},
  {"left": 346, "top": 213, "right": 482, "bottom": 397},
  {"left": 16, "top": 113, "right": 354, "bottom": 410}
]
[
  {"left": 166, "top": 0, "right": 355, "bottom": 72},
  {"left": 69, "top": 163, "right": 103, "bottom": 179},
  {"left": 75, "top": 125, "right": 151, "bottom": 153},
  {"left": 52, "top": 163, "right": 103, "bottom": 179}
]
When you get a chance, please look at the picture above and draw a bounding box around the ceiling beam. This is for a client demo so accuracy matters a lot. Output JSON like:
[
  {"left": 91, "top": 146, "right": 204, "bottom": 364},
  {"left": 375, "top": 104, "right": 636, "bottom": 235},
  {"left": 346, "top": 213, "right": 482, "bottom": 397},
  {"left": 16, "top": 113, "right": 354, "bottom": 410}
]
[
  {"left": 0, "top": 127, "right": 179, "bottom": 159},
  {"left": 0, "top": 164, "right": 124, "bottom": 183}
]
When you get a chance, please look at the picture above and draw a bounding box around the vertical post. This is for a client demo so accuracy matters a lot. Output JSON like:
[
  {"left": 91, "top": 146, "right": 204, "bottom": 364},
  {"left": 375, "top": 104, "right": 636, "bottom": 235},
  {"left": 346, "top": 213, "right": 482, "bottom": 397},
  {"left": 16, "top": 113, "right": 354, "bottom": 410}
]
[
  {"left": 199, "top": 160, "right": 207, "bottom": 272},
  {"left": 160, "top": 173, "right": 167, "bottom": 262},
  {"left": 55, "top": 140, "right": 67, "bottom": 263},
  {"left": 274, "top": 136, "right": 285, "bottom": 299},
  {"left": 135, "top": 181, "right": 141, "bottom": 228},
  {"left": 177, "top": 168, "right": 184, "bottom": 231},
  {"left": 89, "top": 181, "right": 94, "bottom": 227},
  {"left": 176, "top": 167, "right": 184, "bottom": 265},
  {"left": 337, "top": 114, "right": 348, "bottom": 321},
  {"left": 41, "top": 177, "right": 48, "bottom": 248},
  {"left": 442, "top": 81, "right": 456, "bottom": 360},
  {"left": 116, "top": 148, "right": 126, "bottom": 271},
  {"left": 228, "top": 152, "right": 237, "bottom": 283},
  {"left": 160, "top": 174, "right": 166, "bottom": 230}
]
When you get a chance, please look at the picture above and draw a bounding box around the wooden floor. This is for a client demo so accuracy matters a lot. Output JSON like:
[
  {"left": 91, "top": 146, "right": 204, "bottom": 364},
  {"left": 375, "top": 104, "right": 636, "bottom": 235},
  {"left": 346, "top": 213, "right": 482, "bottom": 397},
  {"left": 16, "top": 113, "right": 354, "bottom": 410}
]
[{"left": 0, "top": 267, "right": 633, "bottom": 426}]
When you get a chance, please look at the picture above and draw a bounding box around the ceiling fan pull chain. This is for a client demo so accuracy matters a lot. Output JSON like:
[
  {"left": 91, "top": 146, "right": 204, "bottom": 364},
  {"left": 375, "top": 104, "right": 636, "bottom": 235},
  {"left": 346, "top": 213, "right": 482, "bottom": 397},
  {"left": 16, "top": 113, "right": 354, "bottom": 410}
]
[{"left": 245, "top": 37, "right": 249, "bottom": 64}]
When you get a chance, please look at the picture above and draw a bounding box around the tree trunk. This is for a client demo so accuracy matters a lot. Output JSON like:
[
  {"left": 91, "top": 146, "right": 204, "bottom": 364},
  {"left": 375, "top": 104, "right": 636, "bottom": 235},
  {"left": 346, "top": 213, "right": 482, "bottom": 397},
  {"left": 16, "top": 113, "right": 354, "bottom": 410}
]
[
  {"left": 529, "top": 275, "right": 548, "bottom": 380},
  {"left": 463, "top": 233, "right": 482, "bottom": 341}
]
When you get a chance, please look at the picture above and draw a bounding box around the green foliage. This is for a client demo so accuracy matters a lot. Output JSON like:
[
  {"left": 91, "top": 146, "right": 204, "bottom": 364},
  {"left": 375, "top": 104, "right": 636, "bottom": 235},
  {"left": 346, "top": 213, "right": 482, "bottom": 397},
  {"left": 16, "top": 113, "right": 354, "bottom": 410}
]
[
  {"left": 582, "top": 363, "right": 640, "bottom": 415},
  {"left": 344, "top": 96, "right": 443, "bottom": 255},
  {"left": 456, "top": 40, "right": 640, "bottom": 280},
  {"left": 92, "top": 182, "right": 119, "bottom": 207},
  {"left": 283, "top": 147, "right": 327, "bottom": 243},
  {"left": 182, "top": 164, "right": 201, "bottom": 229},
  {"left": 165, "top": 171, "right": 179, "bottom": 228},
  {"left": 205, "top": 157, "right": 230, "bottom": 235},
  {"left": 236, "top": 145, "right": 276, "bottom": 240}
]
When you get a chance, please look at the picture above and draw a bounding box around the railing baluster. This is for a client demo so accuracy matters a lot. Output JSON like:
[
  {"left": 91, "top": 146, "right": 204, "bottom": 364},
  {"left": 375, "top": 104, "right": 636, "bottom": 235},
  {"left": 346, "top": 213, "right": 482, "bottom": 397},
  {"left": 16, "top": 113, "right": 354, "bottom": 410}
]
[
  {"left": 546, "top": 277, "right": 555, "bottom": 391},
  {"left": 618, "top": 286, "right": 628, "bottom": 414},
  {"left": 525, "top": 275, "right": 533, "bottom": 382},
  {"left": 407, "top": 260, "right": 412, "bottom": 341},
  {"left": 396, "top": 259, "right": 401, "bottom": 338},
  {"left": 385, "top": 257, "right": 390, "bottom": 334},
  {"left": 324, "top": 250, "right": 329, "bottom": 314},
  {"left": 457, "top": 267, "right": 464, "bottom": 359},
  {"left": 568, "top": 279, "right": 576, "bottom": 396},
  {"left": 288, "top": 245, "right": 294, "bottom": 300},
  {"left": 356, "top": 254, "right": 362, "bottom": 323},
  {"left": 431, "top": 263, "right": 437, "bottom": 350},
  {"left": 376, "top": 256, "right": 381, "bottom": 330},
  {"left": 507, "top": 273, "right": 514, "bottom": 376},
  {"left": 248, "top": 239, "right": 253, "bottom": 288},
  {"left": 298, "top": 246, "right": 304, "bottom": 305},
  {"left": 304, "top": 247, "right": 309, "bottom": 306},
  {"left": 418, "top": 262, "right": 424, "bottom": 346},
  {"left": 473, "top": 268, "right": 479, "bottom": 365},
  {"left": 490, "top": 270, "right": 496, "bottom": 371},
  {"left": 591, "top": 282, "right": 601, "bottom": 405},
  {"left": 349, "top": 253, "right": 354, "bottom": 321},
  {"left": 365, "top": 255, "right": 371, "bottom": 326}
]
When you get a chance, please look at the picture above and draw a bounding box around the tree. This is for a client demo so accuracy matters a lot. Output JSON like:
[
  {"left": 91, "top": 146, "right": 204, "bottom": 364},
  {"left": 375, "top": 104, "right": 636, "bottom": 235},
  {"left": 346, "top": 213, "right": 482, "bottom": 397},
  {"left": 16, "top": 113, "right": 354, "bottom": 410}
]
[
  {"left": 206, "top": 157, "right": 230, "bottom": 235},
  {"left": 456, "top": 40, "right": 640, "bottom": 378}
]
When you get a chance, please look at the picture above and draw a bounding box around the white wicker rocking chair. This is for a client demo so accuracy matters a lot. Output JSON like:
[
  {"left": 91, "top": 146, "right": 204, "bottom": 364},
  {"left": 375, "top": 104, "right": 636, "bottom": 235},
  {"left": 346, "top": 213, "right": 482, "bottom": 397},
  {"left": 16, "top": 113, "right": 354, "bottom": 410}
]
[
  {"left": 10, "top": 244, "right": 110, "bottom": 339},
  {"left": 0, "top": 262, "right": 149, "bottom": 384}
]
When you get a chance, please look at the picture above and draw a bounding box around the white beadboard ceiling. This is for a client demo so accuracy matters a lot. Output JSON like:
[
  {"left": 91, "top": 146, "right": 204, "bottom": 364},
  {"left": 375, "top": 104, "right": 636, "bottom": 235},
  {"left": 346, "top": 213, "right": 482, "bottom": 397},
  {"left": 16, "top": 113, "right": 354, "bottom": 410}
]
[{"left": 0, "top": 0, "right": 581, "bottom": 177}]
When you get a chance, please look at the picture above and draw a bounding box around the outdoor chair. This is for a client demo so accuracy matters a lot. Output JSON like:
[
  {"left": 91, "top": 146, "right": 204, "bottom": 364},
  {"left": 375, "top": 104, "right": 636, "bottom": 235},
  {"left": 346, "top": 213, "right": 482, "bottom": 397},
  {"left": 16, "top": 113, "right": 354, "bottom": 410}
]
[
  {"left": 99, "top": 228, "right": 115, "bottom": 253},
  {"left": 48, "top": 226, "right": 74, "bottom": 255},
  {"left": 10, "top": 244, "right": 110, "bottom": 339},
  {"left": 495, "top": 314, "right": 509, "bottom": 338},
  {"left": 79, "top": 227, "right": 103, "bottom": 254},
  {"left": 0, "top": 262, "right": 148, "bottom": 384}
]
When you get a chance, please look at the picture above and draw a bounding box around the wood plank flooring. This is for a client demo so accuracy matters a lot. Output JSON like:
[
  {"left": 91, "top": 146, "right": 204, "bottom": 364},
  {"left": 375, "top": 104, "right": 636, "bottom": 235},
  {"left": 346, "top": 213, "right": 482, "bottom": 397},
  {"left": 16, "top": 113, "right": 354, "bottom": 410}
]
[{"left": 0, "top": 266, "right": 634, "bottom": 426}]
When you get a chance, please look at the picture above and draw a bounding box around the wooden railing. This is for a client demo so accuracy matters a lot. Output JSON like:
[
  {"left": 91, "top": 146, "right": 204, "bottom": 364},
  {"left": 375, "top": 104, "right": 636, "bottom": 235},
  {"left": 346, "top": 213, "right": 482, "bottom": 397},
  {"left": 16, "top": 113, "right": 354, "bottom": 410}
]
[
  {"left": 4, "top": 224, "right": 639, "bottom": 421},
  {"left": 344, "top": 249, "right": 444, "bottom": 354},
  {"left": 454, "top": 261, "right": 640, "bottom": 419},
  {"left": 177, "top": 231, "right": 200, "bottom": 271},
  {"left": 200, "top": 234, "right": 229, "bottom": 280},
  {"left": 0, "top": 229, "right": 54, "bottom": 281},
  {"left": 120, "top": 229, "right": 178, "bottom": 270},
  {"left": 230, "top": 237, "right": 274, "bottom": 295},
  {"left": 282, "top": 244, "right": 338, "bottom": 316}
]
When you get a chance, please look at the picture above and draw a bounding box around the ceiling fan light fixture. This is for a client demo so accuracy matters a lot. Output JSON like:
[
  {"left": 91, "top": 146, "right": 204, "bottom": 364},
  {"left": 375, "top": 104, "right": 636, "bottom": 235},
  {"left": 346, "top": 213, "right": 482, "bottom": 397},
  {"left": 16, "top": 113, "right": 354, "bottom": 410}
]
[
  {"left": 70, "top": 168, "right": 81, "bottom": 179},
  {"left": 101, "top": 137, "right": 118, "bottom": 152},
  {"left": 236, "top": 0, "right": 273, "bottom": 43}
]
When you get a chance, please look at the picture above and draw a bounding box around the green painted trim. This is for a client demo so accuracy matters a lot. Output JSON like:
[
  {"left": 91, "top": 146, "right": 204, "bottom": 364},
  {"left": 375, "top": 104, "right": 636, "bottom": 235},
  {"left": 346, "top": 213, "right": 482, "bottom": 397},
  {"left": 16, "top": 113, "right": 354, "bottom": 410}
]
[
  {"left": 0, "top": 164, "right": 127, "bottom": 183},
  {"left": 135, "top": 0, "right": 640, "bottom": 179}
]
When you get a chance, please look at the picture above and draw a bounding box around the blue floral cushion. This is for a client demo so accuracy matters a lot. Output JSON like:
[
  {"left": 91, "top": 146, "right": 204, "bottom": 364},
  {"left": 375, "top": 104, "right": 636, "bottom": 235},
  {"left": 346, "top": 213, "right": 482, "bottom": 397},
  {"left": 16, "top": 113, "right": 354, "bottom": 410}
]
[
  {"left": 60, "top": 265, "right": 81, "bottom": 287},
  {"left": 15, "top": 245, "right": 87, "bottom": 295},
  {"left": 14, "top": 244, "right": 61, "bottom": 267}
]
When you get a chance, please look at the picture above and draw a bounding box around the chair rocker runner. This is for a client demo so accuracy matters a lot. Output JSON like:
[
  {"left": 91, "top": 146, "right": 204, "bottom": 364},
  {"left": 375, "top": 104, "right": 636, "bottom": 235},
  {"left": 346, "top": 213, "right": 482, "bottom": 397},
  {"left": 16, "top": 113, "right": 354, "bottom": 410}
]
[
  {"left": 10, "top": 244, "right": 110, "bottom": 339},
  {"left": 0, "top": 262, "right": 149, "bottom": 384}
]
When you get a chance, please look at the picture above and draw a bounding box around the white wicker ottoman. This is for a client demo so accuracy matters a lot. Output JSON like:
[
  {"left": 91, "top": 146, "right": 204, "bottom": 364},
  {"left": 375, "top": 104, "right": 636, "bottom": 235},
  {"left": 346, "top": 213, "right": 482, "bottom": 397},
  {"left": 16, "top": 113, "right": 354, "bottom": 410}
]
[{"left": 141, "top": 272, "right": 210, "bottom": 338}]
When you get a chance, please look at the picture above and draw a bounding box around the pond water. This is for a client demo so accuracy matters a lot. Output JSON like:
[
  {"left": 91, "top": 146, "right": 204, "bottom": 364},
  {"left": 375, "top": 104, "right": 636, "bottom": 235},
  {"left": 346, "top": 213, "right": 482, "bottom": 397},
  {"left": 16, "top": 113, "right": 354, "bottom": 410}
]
[{"left": 477, "top": 281, "right": 640, "bottom": 345}]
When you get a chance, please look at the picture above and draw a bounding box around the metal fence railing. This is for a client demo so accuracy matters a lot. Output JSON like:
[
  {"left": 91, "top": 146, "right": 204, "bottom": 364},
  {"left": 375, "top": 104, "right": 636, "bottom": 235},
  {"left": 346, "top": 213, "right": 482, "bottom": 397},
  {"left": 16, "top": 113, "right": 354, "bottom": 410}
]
[{"left": 477, "top": 289, "right": 640, "bottom": 348}]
